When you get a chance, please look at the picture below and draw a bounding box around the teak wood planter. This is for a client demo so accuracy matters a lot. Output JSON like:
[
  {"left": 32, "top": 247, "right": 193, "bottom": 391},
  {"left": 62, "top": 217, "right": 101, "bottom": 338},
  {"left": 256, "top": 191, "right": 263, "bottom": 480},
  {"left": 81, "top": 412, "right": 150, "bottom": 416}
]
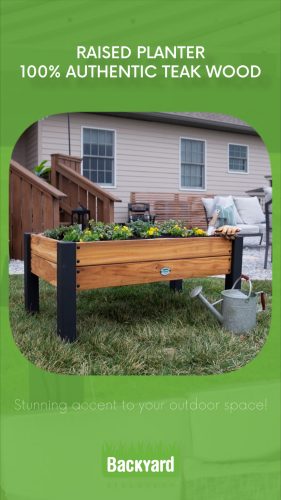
[{"left": 24, "top": 233, "right": 243, "bottom": 342}]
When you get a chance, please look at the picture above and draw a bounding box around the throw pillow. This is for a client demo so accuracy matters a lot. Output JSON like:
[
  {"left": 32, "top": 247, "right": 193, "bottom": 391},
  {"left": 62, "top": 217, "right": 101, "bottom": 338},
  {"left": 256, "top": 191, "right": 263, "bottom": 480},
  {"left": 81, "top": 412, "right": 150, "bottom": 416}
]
[
  {"left": 215, "top": 204, "right": 236, "bottom": 226},
  {"left": 214, "top": 195, "right": 243, "bottom": 224},
  {"left": 234, "top": 196, "right": 265, "bottom": 225},
  {"left": 201, "top": 198, "right": 215, "bottom": 218}
]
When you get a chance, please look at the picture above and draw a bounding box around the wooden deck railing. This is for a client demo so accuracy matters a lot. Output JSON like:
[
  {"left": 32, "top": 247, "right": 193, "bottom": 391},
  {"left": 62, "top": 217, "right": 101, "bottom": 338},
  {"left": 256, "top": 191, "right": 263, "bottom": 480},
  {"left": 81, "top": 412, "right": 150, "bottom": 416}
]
[
  {"left": 50, "top": 153, "right": 82, "bottom": 173},
  {"left": 51, "top": 154, "right": 121, "bottom": 223},
  {"left": 10, "top": 160, "right": 67, "bottom": 259},
  {"left": 10, "top": 155, "right": 121, "bottom": 258}
]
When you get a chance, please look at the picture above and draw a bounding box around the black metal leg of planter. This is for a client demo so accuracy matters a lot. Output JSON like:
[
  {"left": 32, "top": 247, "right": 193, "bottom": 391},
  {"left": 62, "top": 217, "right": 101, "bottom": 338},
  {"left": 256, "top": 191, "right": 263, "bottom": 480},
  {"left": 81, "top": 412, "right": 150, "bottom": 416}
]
[
  {"left": 57, "top": 242, "right": 77, "bottom": 342},
  {"left": 24, "top": 233, "right": 39, "bottom": 313},
  {"left": 225, "top": 237, "right": 243, "bottom": 290},
  {"left": 170, "top": 280, "right": 183, "bottom": 292}
]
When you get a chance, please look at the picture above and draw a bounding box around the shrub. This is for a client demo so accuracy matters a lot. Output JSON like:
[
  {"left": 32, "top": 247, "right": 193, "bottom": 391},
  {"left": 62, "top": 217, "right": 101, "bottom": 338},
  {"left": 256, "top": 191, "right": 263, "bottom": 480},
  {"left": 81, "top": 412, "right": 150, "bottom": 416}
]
[
  {"left": 128, "top": 220, "right": 152, "bottom": 238},
  {"left": 112, "top": 225, "right": 133, "bottom": 240},
  {"left": 159, "top": 220, "right": 188, "bottom": 237},
  {"left": 44, "top": 225, "right": 81, "bottom": 241},
  {"left": 43, "top": 220, "right": 207, "bottom": 241},
  {"left": 33, "top": 160, "right": 51, "bottom": 181}
]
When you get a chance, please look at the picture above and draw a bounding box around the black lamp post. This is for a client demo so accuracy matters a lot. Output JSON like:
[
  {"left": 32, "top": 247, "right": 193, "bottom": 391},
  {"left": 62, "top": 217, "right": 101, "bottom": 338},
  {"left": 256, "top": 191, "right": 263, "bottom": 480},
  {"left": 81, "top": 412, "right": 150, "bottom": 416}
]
[{"left": 71, "top": 205, "right": 90, "bottom": 230}]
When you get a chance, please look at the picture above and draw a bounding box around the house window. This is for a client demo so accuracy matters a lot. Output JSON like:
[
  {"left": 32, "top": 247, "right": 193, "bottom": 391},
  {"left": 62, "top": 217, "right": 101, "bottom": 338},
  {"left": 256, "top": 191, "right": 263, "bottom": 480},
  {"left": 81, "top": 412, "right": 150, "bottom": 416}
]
[
  {"left": 229, "top": 144, "right": 248, "bottom": 172},
  {"left": 181, "top": 138, "right": 205, "bottom": 189},
  {"left": 83, "top": 128, "right": 115, "bottom": 185}
]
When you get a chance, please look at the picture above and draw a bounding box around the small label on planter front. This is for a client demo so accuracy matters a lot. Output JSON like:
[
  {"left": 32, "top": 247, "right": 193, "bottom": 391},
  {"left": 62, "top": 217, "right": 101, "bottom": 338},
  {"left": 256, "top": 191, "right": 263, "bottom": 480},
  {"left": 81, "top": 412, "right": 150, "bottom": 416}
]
[{"left": 160, "top": 267, "right": 171, "bottom": 276}]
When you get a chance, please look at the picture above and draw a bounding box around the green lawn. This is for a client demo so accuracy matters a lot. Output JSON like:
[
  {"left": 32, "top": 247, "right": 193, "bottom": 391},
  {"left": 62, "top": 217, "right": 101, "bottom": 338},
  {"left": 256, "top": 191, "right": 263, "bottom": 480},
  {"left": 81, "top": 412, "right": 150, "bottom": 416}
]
[{"left": 9, "top": 276, "right": 271, "bottom": 376}]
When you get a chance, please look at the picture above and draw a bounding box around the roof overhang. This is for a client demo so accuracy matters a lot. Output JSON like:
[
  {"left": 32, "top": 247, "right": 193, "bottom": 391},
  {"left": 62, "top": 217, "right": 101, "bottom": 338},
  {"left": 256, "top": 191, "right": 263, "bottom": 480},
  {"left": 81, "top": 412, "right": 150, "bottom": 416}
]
[{"left": 97, "top": 112, "right": 258, "bottom": 136}]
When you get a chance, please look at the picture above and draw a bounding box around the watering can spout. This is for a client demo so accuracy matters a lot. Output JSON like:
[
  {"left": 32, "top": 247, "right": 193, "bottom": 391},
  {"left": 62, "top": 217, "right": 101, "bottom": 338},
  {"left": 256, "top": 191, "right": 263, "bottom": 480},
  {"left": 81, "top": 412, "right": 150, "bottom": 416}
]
[{"left": 190, "top": 286, "right": 223, "bottom": 323}]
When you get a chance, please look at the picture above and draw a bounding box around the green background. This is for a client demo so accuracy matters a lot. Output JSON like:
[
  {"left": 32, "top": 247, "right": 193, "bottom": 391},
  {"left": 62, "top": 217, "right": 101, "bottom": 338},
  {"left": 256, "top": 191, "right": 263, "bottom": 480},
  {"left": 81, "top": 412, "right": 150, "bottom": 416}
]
[{"left": 0, "top": 1, "right": 280, "bottom": 499}]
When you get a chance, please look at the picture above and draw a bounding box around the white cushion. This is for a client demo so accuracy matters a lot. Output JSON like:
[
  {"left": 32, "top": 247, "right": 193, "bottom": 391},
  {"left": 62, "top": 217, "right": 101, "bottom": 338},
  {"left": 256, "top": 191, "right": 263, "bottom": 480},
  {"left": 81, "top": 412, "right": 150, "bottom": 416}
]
[
  {"left": 237, "top": 223, "right": 264, "bottom": 246},
  {"left": 236, "top": 224, "right": 260, "bottom": 234},
  {"left": 214, "top": 195, "right": 233, "bottom": 208},
  {"left": 234, "top": 196, "right": 265, "bottom": 225},
  {"left": 264, "top": 186, "right": 272, "bottom": 203},
  {"left": 201, "top": 198, "right": 215, "bottom": 218}
]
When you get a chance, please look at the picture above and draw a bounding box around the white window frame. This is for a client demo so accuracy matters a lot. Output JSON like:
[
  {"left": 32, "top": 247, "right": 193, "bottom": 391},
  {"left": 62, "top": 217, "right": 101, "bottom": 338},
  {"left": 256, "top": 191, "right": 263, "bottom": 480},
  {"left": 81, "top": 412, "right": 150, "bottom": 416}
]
[
  {"left": 179, "top": 137, "right": 207, "bottom": 191},
  {"left": 228, "top": 143, "right": 249, "bottom": 174},
  {"left": 81, "top": 126, "right": 117, "bottom": 188}
]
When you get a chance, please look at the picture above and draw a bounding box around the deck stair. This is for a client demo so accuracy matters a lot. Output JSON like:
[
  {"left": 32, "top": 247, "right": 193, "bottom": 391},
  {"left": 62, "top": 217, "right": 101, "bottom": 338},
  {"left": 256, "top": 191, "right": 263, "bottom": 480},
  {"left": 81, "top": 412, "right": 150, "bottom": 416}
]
[{"left": 9, "top": 154, "right": 121, "bottom": 259}]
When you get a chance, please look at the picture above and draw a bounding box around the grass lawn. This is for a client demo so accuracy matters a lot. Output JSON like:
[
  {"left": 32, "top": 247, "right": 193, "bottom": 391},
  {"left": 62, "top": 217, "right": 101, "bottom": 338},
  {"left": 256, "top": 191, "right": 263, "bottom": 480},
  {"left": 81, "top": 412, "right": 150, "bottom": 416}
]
[{"left": 9, "top": 275, "right": 271, "bottom": 376}]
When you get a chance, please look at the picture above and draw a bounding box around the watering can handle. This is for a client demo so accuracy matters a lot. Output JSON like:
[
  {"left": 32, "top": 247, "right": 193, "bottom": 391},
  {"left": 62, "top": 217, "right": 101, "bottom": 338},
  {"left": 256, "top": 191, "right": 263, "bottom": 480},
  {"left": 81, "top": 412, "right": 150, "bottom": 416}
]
[{"left": 231, "top": 274, "right": 252, "bottom": 298}]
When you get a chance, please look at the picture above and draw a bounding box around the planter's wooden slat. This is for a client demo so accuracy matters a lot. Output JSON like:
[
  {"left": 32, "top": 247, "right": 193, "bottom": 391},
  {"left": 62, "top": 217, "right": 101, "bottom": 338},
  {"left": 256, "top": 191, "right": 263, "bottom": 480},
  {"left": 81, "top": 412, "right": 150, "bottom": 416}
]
[
  {"left": 31, "top": 254, "right": 57, "bottom": 286},
  {"left": 31, "top": 234, "right": 58, "bottom": 263},
  {"left": 76, "top": 237, "right": 231, "bottom": 266},
  {"left": 76, "top": 256, "right": 231, "bottom": 290}
]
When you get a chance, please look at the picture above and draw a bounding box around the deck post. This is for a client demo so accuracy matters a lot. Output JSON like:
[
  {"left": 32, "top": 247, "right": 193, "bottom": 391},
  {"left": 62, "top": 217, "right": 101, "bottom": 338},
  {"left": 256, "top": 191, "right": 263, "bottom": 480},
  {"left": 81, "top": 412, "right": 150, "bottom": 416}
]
[
  {"left": 24, "top": 233, "right": 39, "bottom": 313},
  {"left": 57, "top": 242, "right": 77, "bottom": 342},
  {"left": 170, "top": 280, "right": 183, "bottom": 292},
  {"left": 225, "top": 237, "right": 243, "bottom": 290}
]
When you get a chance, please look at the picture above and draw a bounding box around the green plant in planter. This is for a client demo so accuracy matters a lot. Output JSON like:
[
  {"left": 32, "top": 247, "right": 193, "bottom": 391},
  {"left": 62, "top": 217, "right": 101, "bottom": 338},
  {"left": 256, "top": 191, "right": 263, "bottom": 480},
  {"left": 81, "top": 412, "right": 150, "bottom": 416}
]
[
  {"left": 112, "top": 224, "right": 133, "bottom": 240},
  {"left": 159, "top": 220, "right": 186, "bottom": 237},
  {"left": 44, "top": 220, "right": 207, "bottom": 241},
  {"left": 63, "top": 227, "right": 82, "bottom": 242},
  {"left": 145, "top": 226, "right": 160, "bottom": 238},
  {"left": 79, "top": 229, "right": 100, "bottom": 242},
  {"left": 128, "top": 220, "right": 152, "bottom": 238},
  {"left": 88, "top": 221, "right": 133, "bottom": 240},
  {"left": 33, "top": 160, "right": 51, "bottom": 180},
  {"left": 88, "top": 221, "right": 117, "bottom": 240},
  {"left": 44, "top": 225, "right": 81, "bottom": 241},
  {"left": 189, "top": 227, "right": 207, "bottom": 237},
  {"left": 88, "top": 221, "right": 108, "bottom": 239}
]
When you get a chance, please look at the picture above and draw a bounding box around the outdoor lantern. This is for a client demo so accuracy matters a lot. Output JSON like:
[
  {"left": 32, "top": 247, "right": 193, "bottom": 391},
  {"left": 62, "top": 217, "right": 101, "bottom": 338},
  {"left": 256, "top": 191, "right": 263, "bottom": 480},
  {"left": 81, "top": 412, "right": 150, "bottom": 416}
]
[{"left": 71, "top": 205, "right": 90, "bottom": 230}]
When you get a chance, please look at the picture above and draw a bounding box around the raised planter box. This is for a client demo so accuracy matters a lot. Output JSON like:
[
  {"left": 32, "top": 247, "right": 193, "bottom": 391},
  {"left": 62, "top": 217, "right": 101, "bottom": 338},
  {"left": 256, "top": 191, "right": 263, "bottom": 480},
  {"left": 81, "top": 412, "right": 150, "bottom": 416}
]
[{"left": 24, "top": 233, "right": 243, "bottom": 342}]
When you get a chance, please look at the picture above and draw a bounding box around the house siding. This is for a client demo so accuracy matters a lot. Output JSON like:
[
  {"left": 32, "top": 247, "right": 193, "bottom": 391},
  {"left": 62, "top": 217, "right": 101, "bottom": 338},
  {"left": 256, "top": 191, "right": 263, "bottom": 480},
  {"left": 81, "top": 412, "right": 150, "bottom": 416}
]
[
  {"left": 12, "top": 123, "right": 38, "bottom": 169},
  {"left": 35, "top": 113, "right": 271, "bottom": 222}
]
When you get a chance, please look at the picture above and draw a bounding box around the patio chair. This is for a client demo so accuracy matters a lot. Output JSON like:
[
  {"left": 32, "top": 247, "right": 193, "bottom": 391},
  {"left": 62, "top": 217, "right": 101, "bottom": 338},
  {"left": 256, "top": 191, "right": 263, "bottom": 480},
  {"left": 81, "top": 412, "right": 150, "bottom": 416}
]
[
  {"left": 128, "top": 203, "right": 155, "bottom": 223},
  {"left": 202, "top": 195, "right": 264, "bottom": 245},
  {"left": 264, "top": 198, "right": 272, "bottom": 269}
]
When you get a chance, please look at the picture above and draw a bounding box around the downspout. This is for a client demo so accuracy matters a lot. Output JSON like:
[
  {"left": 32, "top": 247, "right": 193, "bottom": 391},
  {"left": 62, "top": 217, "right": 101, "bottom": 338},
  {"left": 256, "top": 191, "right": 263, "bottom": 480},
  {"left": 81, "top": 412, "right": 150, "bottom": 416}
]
[{"left": 67, "top": 113, "right": 71, "bottom": 156}]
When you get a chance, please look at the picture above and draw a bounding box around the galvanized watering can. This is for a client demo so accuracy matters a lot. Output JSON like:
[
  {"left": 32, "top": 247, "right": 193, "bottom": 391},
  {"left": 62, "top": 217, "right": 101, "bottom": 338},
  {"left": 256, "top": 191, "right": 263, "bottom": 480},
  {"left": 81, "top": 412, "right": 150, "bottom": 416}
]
[{"left": 190, "top": 275, "right": 266, "bottom": 334}]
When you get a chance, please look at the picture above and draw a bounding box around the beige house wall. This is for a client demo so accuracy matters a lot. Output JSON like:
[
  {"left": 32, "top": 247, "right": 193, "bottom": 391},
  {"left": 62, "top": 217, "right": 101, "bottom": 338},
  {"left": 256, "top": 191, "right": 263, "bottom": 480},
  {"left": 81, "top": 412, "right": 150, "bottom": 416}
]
[
  {"left": 12, "top": 123, "right": 38, "bottom": 169},
  {"left": 29, "top": 113, "right": 270, "bottom": 222}
]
